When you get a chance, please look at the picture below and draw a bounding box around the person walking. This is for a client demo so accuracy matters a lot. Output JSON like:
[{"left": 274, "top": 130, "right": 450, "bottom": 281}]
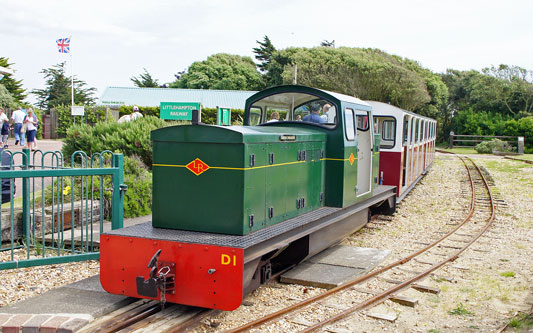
[
  {"left": 10, "top": 107, "right": 26, "bottom": 146},
  {"left": 0, "top": 108, "right": 9, "bottom": 148},
  {"left": 23, "top": 109, "right": 38, "bottom": 151}
]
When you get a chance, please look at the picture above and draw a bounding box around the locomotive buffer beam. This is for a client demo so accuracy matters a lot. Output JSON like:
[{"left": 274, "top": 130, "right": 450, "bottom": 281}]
[{"left": 136, "top": 249, "right": 176, "bottom": 301}]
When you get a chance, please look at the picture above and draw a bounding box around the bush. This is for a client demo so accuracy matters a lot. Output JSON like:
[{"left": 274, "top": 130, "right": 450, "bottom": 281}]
[
  {"left": 54, "top": 105, "right": 116, "bottom": 137},
  {"left": 44, "top": 155, "right": 152, "bottom": 218},
  {"left": 118, "top": 106, "right": 244, "bottom": 125},
  {"left": 475, "top": 138, "right": 514, "bottom": 154},
  {"left": 63, "top": 116, "right": 173, "bottom": 168}
]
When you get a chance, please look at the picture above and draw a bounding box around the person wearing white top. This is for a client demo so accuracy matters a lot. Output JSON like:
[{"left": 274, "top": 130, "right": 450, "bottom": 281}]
[
  {"left": 10, "top": 107, "right": 26, "bottom": 146},
  {"left": 24, "top": 109, "right": 38, "bottom": 151}
]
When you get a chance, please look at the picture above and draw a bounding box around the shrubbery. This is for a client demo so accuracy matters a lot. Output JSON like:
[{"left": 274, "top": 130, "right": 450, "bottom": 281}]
[
  {"left": 63, "top": 116, "right": 172, "bottom": 168},
  {"left": 44, "top": 155, "right": 152, "bottom": 218},
  {"left": 118, "top": 106, "right": 244, "bottom": 125},
  {"left": 54, "top": 105, "right": 115, "bottom": 137},
  {"left": 475, "top": 139, "right": 515, "bottom": 154}
]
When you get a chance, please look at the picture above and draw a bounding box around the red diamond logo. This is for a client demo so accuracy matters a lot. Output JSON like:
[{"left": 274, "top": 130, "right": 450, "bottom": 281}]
[
  {"left": 349, "top": 153, "right": 355, "bottom": 166},
  {"left": 186, "top": 158, "right": 210, "bottom": 176}
]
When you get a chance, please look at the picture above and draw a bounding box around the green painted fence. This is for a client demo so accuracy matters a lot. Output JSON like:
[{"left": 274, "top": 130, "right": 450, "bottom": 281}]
[{"left": 0, "top": 149, "right": 125, "bottom": 270}]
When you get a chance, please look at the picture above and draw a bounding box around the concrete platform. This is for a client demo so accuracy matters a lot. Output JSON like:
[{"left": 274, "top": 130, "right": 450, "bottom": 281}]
[
  {"left": 0, "top": 275, "right": 133, "bottom": 332},
  {"left": 280, "top": 245, "right": 391, "bottom": 289},
  {"left": 2, "top": 275, "right": 132, "bottom": 316}
]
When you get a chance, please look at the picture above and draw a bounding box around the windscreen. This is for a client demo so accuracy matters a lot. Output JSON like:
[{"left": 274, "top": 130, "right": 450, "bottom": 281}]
[{"left": 248, "top": 92, "right": 337, "bottom": 128}]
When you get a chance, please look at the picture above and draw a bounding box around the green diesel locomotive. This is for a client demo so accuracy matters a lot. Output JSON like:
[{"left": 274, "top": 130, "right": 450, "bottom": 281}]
[{"left": 100, "top": 85, "right": 397, "bottom": 310}]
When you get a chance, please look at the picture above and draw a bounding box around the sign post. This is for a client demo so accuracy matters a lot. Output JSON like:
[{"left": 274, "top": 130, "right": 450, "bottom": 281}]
[
  {"left": 217, "top": 107, "right": 231, "bottom": 126},
  {"left": 71, "top": 106, "right": 85, "bottom": 125},
  {"left": 160, "top": 102, "right": 201, "bottom": 121}
]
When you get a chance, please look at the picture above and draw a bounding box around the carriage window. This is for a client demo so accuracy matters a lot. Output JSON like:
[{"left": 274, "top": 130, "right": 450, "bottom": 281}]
[
  {"left": 382, "top": 120, "right": 395, "bottom": 141},
  {"left": 356, "top": 114, "right": 369, "bottom": 131},
  {"left": 249, "top": 107, "right": 262, "bottom": 126},
  {"left": 375, "top": 117, "right": 396, "bottom": 149},
  {"left": 403, "top": 117, "right": 409, "bottom": 145},
  {"left": 415, "top": 119, "right": 420, "bottom": 143},
  {"left": 344, "top": 108, "right": 355, "bottom": 141},
  {"left": 248, "top": 92, "right": 337, "bottom": 128}
]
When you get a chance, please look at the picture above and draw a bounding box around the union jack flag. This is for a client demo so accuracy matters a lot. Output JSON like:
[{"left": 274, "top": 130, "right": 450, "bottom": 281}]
[{"left": 56, "top": 37, "right": 70, "bottom": 53}]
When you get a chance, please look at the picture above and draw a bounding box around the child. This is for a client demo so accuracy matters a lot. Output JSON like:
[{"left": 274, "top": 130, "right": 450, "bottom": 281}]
[{"left": 1, "top": 120, "right": 9, "bottom": 148}]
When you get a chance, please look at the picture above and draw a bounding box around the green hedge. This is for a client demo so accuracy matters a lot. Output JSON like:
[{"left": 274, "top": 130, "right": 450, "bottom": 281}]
[
  {"left": 44, "top": 155, "right": 152, "bottom": 218},
  {"left": 54, "top": 105, "right": 115, "bottom": 137},
  {"left": 62, "top": 116, "right": 173, "bottom": 168},
  {"left": 119, "top": 106, "right": 244, "bottom": 125}
]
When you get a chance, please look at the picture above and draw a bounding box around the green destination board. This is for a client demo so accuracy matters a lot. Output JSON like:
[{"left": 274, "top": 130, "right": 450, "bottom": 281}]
[{"left": 160, "top": 102, "right": 201, "bottom": 120}]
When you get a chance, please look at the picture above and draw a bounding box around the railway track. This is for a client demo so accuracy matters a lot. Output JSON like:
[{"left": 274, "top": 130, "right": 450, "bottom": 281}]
[
  {"left": 78, "top": 152, "right": 499, "bottom": 332},
  {"left": 226, "top": 153, "right": 498, "bottom": 332}
]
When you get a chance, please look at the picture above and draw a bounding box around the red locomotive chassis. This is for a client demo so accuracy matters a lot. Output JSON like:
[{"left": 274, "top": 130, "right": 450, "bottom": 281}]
[{"left": 100, "top": 233, "right": 244, "bottom": 311}]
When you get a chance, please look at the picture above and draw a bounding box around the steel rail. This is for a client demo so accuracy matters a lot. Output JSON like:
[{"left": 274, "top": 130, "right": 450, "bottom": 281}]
[
  {"left": 227, "top": 153, "right": 484, "bottom": 333},
  {"left": 302, "top": 155, "right": 495, "bottom": 332}
]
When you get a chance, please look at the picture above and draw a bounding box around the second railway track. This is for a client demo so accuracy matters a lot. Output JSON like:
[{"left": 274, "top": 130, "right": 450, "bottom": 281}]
[{"left": 227, "top": 152, "right": 498, "bottom": 332}]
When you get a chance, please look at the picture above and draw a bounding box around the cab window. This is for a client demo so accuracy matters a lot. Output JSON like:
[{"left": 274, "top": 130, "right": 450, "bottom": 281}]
[
  {"left": 248, "top": 92, "right": 337, "bottom": 128},
  {"left": 344, "top": 108, "right": 355, "bottom": 141}
]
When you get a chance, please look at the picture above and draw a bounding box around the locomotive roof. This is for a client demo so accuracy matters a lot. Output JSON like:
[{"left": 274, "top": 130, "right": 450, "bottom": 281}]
[{"left": 246, "top": 85, "right": 371, "bottom": 110}]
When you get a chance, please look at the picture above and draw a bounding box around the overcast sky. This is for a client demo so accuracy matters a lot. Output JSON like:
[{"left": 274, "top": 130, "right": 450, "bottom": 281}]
[{"left": 1, "top": 0, "right": 532, "bottom": 104}]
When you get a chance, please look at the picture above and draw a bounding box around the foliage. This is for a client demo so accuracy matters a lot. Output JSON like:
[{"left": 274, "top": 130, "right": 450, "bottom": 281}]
[
  {"left": 499, "top": 271, "right": 515, "bottom": 277},
  {"left": 268, "top": 47, "right": 446, "bottom": 114},
  {"left": 54, "top": 104, "right": 116, "bottom": 137},
  {"left": 118, "top": 105, "right": 245, "bottom": 125},
  {"left": 0, "top": 84, "right": 16, "bottom": 109},
  {"left": 62, "top": 116, "right": 172, "bottom": 168},
  {"left": 0, "top": 57, "right": 26, "bottom": 102},
  {"left": 475, "top": 139, "right": 514, "bottom": 154},
  {"left": 122, "top": 156, "right": 152, "bottom": 217},
  {"left": 448, "top": 303, "right": 475, "bottom": 316},
  {"left": 131, "top": 68, "right": 160, "bottom": 88},
  {"left": 44, "top": 155, "right": 152, "bottom": 218},
  {"left": 170, "top": 53, "right": 263, "bottom": 90},
  {"left": 508, "top": 312, "right": 533, "bottom": 330},
  {"left": 32, "top": 62, "right": 96, "bottom": 111},
  {"left": 253, "top": 35, "right": 276, "bottom": 73}
]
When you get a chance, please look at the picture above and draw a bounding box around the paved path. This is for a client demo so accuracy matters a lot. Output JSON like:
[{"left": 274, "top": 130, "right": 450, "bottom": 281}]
[{"left": 3, "top": 139, "right": 64, "bottom": 199}]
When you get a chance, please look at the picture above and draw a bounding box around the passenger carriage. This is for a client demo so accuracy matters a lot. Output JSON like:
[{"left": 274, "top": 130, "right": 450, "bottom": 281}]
[{"left": 368, "top": 101, "right": 436, "bottom": 200}]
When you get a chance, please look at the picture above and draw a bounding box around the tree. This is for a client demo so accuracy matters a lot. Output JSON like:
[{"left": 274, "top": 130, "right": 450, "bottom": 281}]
[
  {"left": 0, "top": 57, "right": 26, "bottom": 102},
  {"left": 0, "top": 83, "right": 16, "bottom": 109},
  {"left": 169, "top": 53, "right": 263, "bottom": 90},
  {"left": 32, "top": 62, "right": 96, "bottom": 110},
  {"left": 482, "top": 64, "right": 533, "bottom": 115},
  {"left": 131, "top": 68, "right": 160, "bottom": 88},
  {"left": 253, "top": 35, "right": 276, "bottom": 73}
]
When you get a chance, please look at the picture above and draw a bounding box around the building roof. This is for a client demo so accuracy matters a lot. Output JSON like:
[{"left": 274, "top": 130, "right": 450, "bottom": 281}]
[{"left": 98, "top": 86, "right": 258, "bottom": 110}]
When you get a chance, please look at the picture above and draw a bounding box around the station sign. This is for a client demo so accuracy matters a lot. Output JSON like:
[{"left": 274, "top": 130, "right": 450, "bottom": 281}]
[
  {"left": 71, "top": 106, "right": 85, "bottom": 116},
  {"left": 217, "top": 107, "right": 231, "bottom": 126},
  {"left": 160, "top": 102, "right": 201, "bottom": 120}
]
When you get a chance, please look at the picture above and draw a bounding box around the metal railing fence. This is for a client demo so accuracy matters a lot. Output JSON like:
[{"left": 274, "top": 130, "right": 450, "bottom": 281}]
[{"left": 0, "top": 149, "right": 125, "bottom": 270}]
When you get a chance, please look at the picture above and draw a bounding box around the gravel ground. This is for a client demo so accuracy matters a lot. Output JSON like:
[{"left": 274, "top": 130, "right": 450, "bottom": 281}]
[{"left": 0, "top": 153, "right": 531, "bottom": 332}]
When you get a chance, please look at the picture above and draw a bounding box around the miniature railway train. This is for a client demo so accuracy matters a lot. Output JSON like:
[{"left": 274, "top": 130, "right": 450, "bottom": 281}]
[{"left": 100, "top": 85, "right": 436, "bottom": 311}]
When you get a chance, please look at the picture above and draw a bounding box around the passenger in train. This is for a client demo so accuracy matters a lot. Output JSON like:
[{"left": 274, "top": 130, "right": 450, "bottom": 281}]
[
  {"left": 267, "top": 111, "right": 280, "bottom": 122},
  {"left": 303, "top": 105, "right": 325, "bottom": 123}
]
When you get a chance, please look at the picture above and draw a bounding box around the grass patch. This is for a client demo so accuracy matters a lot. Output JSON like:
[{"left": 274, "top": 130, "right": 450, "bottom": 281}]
[
  {"left": 508, "top": 312, "right": 533, "bottom": 330},
  {"left": 448, "top": 303, "right": 475, "bottom": 316},
  {"left": 499, "top": 271, "right": 515, "bottom": 278},
  {"left": 438, "top": 147, "right": 479, "bottom": 155}
]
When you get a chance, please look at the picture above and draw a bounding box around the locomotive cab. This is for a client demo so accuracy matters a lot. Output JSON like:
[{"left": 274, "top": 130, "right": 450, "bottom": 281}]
[{"left": 244, "top": 85, "right": 380, "bottom": 208}]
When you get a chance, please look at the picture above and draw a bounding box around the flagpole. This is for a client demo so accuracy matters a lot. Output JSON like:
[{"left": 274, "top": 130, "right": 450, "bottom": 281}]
[{"left": 69, "top": 35, "right": 74, "bottom": 124}]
